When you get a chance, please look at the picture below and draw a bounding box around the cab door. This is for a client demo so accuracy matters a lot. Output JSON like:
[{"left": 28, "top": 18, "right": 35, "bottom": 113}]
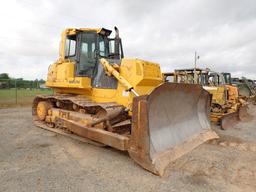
[{"left": 76, "top": 32, "right": 97, "bottom": 77}]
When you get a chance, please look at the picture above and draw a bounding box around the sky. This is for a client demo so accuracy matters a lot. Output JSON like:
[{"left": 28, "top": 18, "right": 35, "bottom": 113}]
[{"left": 0, "top": 0, "right": 255, "bottom": 80}]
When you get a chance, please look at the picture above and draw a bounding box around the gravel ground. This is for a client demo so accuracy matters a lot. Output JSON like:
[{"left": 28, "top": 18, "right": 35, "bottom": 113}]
[{"left": 0, "top": 105, "right": 256, "bottom": 192}]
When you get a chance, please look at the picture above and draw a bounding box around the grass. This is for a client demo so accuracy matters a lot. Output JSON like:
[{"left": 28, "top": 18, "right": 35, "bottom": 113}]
[{"left": 0, "top": 88, "right": 53, "bottom": 108}]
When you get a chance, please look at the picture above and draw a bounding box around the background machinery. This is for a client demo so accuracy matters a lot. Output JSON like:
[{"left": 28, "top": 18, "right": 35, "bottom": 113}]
[
  {"left": 32, "top": 27, "right": 217, "bottom": 176},
  {"left": 230, "top": 75, "right": 256, "bottom": 104},
  {"left": 164, "top": 68, "right": 248, "bottom": 129}
]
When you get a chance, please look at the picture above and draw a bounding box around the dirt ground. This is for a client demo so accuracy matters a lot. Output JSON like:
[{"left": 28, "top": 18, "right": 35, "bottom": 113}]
[{"left": 0, "top": 105, "right": 256, "bottom": 192}]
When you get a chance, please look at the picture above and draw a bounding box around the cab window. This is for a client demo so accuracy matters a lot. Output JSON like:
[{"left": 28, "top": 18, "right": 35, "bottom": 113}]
[{"left": 65, "top": 35, "right": 76, "bottom": 58}]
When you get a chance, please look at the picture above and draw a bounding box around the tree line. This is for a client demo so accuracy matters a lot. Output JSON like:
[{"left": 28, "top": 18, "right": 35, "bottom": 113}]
[{"left": 0, "top": 73, "right": 46, "bottom": 89}]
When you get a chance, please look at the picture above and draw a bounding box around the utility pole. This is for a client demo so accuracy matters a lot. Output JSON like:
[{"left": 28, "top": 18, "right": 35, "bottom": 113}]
[
  {"left": 194, "top": 51, "right": 199, "bottom": 84},
  {"left": 15, "top": 79, "right": 17, "bottom": 105}
]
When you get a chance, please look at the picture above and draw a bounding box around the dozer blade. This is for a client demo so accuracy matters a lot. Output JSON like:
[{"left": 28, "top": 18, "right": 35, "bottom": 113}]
[
  {"left": 238, "top": 105, "right": 249, "bottom": 121},
  {"left": 128, "top": 83, "right": 218, "bottom": 176},
  {"left": 220, "top": 105, "right": 249, "bottom": 130},
  {"left": 220, "top": 112, "right": 239, "bottom": 130}
]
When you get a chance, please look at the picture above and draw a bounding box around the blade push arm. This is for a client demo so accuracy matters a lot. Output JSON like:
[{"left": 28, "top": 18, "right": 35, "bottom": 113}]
[{"left": 100, "top": 58, "right": 139, "bottom": 96}]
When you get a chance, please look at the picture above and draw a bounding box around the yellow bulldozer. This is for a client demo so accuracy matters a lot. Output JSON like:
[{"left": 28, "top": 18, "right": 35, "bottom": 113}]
[
  {"left": 32, "top": 27, "right": 217, "bottom": 176},
  {"left": 164, "top": 68, "right": 248, "bottom": 129}
]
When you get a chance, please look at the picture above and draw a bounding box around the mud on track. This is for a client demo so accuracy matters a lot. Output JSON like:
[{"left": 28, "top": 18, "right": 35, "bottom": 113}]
[{"left": 0, "top": 105, "right": 256, "bottom": 192}]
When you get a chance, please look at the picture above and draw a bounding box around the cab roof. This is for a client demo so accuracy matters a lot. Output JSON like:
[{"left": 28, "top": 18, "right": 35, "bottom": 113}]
[{"left": 64, "top": 28, "right": 112, "bottom": 36}]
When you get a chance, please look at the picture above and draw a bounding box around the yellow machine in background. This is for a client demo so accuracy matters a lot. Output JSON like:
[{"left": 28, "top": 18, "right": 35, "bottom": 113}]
[
  {"left": 222, "top": 72, "right": 252, "bottom": 105},
  {"left": 33, "top": 27, "right": 217, "bottom": 176},
  {"left": 164, "top": 68, "right": 248, "bottom": 129}
]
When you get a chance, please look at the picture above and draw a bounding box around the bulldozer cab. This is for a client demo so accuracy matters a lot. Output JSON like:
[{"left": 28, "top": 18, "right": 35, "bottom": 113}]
[
  {"left": 222, "top": 73, "right": 232, "bottom": 85},
  {"left": 164, "top": 68, "right": 210, "bottom": 85},
  {"left": 64, "top": 28, "right": 124, "bottom": 89},
  {"left": 207, "top": 72, "right": 226, "bottom": 86}
]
